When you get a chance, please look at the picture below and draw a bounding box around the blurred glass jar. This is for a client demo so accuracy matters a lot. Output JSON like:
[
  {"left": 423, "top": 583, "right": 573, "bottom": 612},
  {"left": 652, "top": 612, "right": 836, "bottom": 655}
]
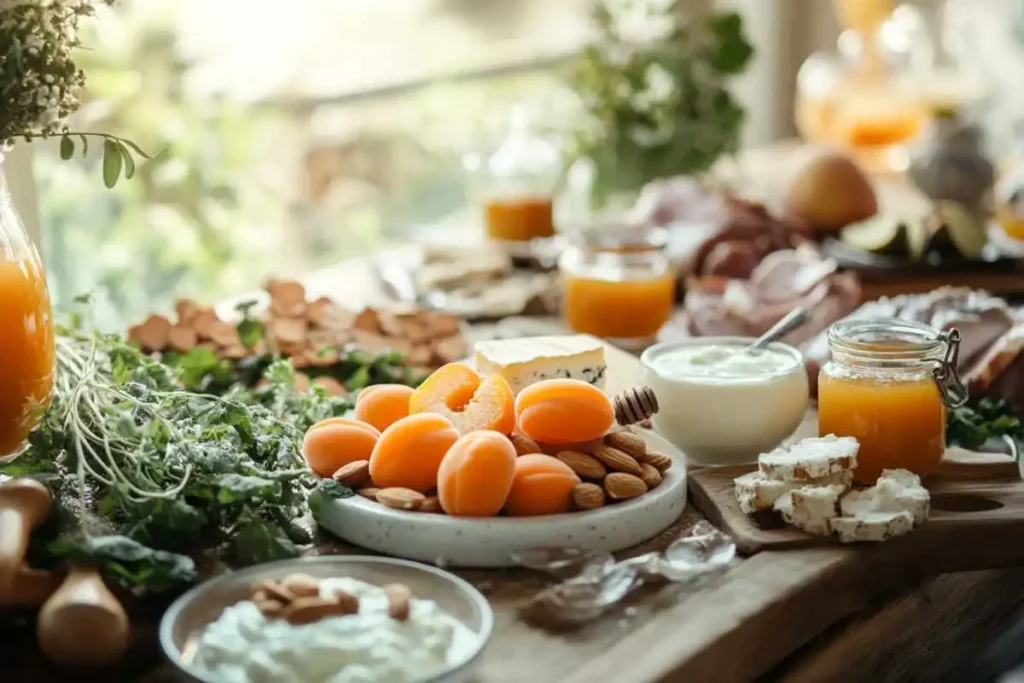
[
  {"left": 480, "top": 106, "right": 562, "bottom": 243},
  {"left": 795, "top": 0, "right": 928, "bottom": 172},
  {"left": 995, "top": 159, "right": 1024, "bottom": 241},
  {"left": 559, "top": 225, "right": 675, "bottom": 347}
]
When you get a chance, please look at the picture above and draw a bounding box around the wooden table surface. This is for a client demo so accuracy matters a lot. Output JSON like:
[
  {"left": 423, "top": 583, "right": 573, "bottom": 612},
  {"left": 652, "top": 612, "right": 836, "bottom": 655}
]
[
  {"left": 10, "top": 339, "right": 1024, "bottom": 683},
  {"left": 12, "top": 141, "right": 1024, "bottom": 682}
]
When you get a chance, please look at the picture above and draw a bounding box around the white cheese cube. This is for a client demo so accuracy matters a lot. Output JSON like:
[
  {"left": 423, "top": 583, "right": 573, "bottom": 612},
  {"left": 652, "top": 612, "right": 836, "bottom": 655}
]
[
  {"left": 734, "top": 470, "right": 852, "bottom": 514},
  {"left": 473, "top": 335, "right": 606, "bottom": 394},
  {"left": 758, "top": 434, "right": 859, "bottom": 482},
  {"left": 773, "top": 484, "right": 846, "bottom": 536}
]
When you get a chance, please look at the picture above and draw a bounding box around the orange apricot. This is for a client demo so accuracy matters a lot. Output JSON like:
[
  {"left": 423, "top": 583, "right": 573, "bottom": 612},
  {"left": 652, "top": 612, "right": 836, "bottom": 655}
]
[
  {"left": 355, "top": 384, "right": 414, "bottom": 432},
  {"left": 437, "top": 431, "right": 517, "bottom": 517},
  {"left": 409, "top": 363, "right": 515, "bottom": 435},
  {"left": 302, "top": 418, "right": 381, "bottom": 478},
  {"left": 503, "top": 454, "right": 581, "bottom": 517},
  {"left": 369, "top": 413, "right": 460, "bottom": 493},
  {"left": 514, "top": 379, "right": 615, "bottom": 444}
]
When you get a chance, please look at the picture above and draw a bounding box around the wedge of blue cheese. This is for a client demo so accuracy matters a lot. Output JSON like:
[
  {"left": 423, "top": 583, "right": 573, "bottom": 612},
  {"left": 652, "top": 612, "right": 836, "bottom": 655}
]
[{"left": 473, "top": 335, "right": 606, "bottom": 394}]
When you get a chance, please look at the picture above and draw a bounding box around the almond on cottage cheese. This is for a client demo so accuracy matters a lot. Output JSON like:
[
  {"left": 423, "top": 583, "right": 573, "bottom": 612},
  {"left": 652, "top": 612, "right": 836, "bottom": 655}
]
[{"left": 193, "top": 577, "right": 476, "bottom": 683}]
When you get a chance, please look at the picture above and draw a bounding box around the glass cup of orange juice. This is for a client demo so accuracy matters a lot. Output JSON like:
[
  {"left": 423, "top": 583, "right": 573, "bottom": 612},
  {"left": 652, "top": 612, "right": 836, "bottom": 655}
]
[
  {"left": 817, "top": 319, "right": 967, "bottom": 483},
  {"left": 0, "top": 158, "right": 56, "bottom": 457},
  {"left": 558, "top": 225, "right": 676, "bottom": 349}
]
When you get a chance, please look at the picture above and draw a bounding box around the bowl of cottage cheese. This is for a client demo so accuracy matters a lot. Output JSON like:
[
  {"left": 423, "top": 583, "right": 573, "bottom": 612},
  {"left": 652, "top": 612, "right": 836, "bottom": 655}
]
[{"left": 160, "top": 556, "right": 493, "bottom": 683}]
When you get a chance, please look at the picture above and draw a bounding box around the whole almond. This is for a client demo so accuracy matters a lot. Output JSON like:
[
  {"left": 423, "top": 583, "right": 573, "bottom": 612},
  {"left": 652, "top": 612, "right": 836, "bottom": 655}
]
[
  {"left": 510, "top": 432, "right": 542, "bottom": 456},
  {"left": 252, "top": 579, "right": 294, "bottom": 604},
  {"left": 605, "top": 432, "right": 648, "bottom": 461},
  {"left": 376, "top": 487, "right": 426, "bottom": 511},
  {"left": 592, "top": 445, "right": 643, "bottom": 476},
  {"left": 573, "top": 483, "right": 606, "bottom": 510},
  {"left": 420, "top": 496, "right": 443, "bottom": 513},
  {"left": 604, "top": 472, "right": 648, "bottom": 501},
  {"left": 639, "top": 463, "right": 663, "bottom": 489},
  {"left": 332, "top": 460, "right": 370, "bottom": 488},
  {"left": 280, "top": 573, "right": 320, "bottom": 598},
  {"left": 357, "top": 487, "right": 381, "bottom": 500},
  {"left": 333, "top": 589, "right": 360, "bottom": 614},
  {"left": 384, "top": 583, "right": 412, "bottom": 621},
  {"left": 556, "top": 451, "right": 607, "bottom": 480},
  {"left": 645, "top": 451, "right": 673, "bottom": 472},
  {"left": 283, "top": 595, "right": 359, "bottom": 625},
  {"left": 255, "top": 598, "right": 284, "bottom": 618}
]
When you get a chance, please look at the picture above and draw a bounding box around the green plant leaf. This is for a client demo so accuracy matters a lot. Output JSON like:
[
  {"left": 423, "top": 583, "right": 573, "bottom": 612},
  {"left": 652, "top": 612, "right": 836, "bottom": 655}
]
[
  {"left": 102, "top": 139, "right": 123, "bottom": 188},
  {"left": 118, "top": 142, "right": 137, "bottom": 180},
  {"left": 59, "top": 136, "right": 75, "bottom": 160},
  {"left": 231, "top": 520, "right": 297, "bottom": 566},
  {"left": 217, "top": 474, "right": 281, "bottom": 504},
  {"left": 114, "top": 138, "right": 154, "bottom": 159},
  {"left": 47, "top": 535, "right": 197, "bottom": 593}
]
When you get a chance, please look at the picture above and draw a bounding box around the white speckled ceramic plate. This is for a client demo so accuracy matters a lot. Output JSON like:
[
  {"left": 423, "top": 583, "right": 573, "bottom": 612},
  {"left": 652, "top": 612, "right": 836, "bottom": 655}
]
[{"left": 311, "top": 429, "right": 687, "bottom": 568}]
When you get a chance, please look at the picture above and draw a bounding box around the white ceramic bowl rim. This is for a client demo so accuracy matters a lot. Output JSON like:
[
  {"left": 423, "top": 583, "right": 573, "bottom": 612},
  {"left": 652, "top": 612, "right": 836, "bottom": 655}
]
[
  {"left": 159, "top": 555, "right": 495, "bottom": 683},
  {"left": 640, "top": 336, "right": 806, "bottom": 382}
]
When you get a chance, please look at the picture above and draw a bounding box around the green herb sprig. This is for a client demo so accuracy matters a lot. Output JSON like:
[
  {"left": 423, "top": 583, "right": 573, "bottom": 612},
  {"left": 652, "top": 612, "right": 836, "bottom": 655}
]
[{"left": 3, "top": 304, "right": 419, "bottom": 594}]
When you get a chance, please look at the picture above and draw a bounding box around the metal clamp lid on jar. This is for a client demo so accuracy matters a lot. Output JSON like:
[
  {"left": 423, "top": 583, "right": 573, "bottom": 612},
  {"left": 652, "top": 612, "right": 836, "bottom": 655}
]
[
  {"left": 827, "top": 318, "right": 969, "bottom": 409},
  {"left": 933, "top": 328, "right": 969, "bottom": 409}
]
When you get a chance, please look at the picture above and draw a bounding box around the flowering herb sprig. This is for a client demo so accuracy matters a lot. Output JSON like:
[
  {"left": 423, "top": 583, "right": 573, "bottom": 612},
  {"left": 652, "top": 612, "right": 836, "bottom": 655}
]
[{"left": 0, "top": 0, "right": 149, "bottom": 187}]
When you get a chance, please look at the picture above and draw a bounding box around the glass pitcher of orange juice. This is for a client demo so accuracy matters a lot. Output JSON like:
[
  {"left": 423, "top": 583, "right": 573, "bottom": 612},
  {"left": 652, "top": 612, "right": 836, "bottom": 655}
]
[
  {"left": 559, "top": 225, "right": 675, "bottom": 348},
  {"left": 0, "top": 155, "right": 55, "bottom": 457},
  {"left": 817, "top": 318, "right": 967, "bottom": 483}
]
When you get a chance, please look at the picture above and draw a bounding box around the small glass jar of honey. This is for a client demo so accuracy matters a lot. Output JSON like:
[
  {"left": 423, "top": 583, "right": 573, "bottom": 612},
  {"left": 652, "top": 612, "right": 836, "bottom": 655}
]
[
  {"left": 481, "top": 107, "right": 560, "bottom": 243},
  {"left": 818, "top": 319, "right": 968, "bottom": 483},
  {"left": 558, "top": 225, "right": 675, "bottom": 347}
]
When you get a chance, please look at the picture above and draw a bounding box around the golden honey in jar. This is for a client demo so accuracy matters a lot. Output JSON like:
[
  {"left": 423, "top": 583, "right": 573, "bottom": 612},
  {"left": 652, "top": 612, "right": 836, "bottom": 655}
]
[
  {"left": 817, "top": 319, "right": 966, "bottom": 483},
  {"left": 994, "top": 160, "right": 1024, "bottom": 241},
  {"left": 484, "top": 195, "right": 555, "bottom": 242},
  {"left": 558, "top": 226, "right": 675, "bottom": 346},
  {"left": 481, "top": 106, "right": 560, "bottom": 243}
]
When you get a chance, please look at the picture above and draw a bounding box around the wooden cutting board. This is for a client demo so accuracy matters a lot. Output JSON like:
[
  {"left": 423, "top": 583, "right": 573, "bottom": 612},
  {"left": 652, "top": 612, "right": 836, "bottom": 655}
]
[{"left": 689, "top": 426, "right": 1024, "bottom": 557}]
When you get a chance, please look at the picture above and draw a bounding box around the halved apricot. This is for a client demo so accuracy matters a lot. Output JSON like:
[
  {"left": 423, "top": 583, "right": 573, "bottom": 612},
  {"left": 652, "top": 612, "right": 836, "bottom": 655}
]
[
  {"left": 369, "top": 413, "right": 460, "bottom": 493},
  {"left": 409, "top": 363, "right": 515, "bottom": 435},
  {"left": 302, "top": 418, "right": 381, "bottom": 478},
  {"left": 355, "top": 384, "right": 414, "bottom": 432},
  {"left": 504, "top": 454, "right": 581, "bottom": 517},
  {"left": 437, "top": 431, "right": 517, "bottom": 517},
  {"left": 515, "top": 379, "right": 614, "bottom": 444}
]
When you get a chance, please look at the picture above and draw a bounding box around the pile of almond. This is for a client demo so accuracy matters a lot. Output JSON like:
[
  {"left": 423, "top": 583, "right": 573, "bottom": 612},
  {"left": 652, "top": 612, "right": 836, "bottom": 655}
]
[
  {"left": 557, "top": 431, "right": 672, "bottom": 511},
  {"left": 126, "top": 279, "right": 468, "bottom": 390},
  {"left": 331, "top": 461, "right": 444, "bottom": 513},
  {"left": 329, "top": 428, "right": 672, "bottom": 515},
  {"left": 249, "top": 573, "right": 412, "bottom": 624}
]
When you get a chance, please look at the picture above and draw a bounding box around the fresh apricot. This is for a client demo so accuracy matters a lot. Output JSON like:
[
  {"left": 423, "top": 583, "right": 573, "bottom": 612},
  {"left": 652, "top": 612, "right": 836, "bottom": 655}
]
[
  {"left": 503, "top": 454, "right": 581, "bottom": 517},
  {"left": 515, "top": 379, "right": 614, "bottom": 444},
  {"left": 354, "top": 384, "right": 414, "bottom": 432},
  {"left": 437, "top": 431, "right": 517, "bottom": 517},
  {"left": 409, "top": 363, "right": 516, "bottom": 435},
  {"left": 302, "top": 418, "right": 381, "bottom": 478},
  {"left": 369, "top": 413, "right": 460, "bottom": 493}
]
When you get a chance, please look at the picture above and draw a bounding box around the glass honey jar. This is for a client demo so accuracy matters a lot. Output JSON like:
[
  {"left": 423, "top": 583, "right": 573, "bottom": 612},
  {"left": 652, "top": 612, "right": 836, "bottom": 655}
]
[
  {"left": 817, "top": 318, "right": 967, "bottom": 483},
  {"left": 558, "top": 225, "right": 675, "bottom": 347},
  {"left": 481, "top": 106, "right": 560, "bottom": 243}
]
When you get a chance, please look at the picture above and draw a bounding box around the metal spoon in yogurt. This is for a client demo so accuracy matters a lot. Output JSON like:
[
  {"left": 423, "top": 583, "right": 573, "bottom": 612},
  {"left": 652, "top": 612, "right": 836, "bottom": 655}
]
[{"left": 748, "top": 307, "right": 810, "bottom": 351}]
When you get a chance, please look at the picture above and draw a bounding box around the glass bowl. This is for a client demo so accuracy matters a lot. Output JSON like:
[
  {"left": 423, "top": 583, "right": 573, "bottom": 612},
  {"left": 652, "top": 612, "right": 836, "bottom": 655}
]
[{"left": 159, "top": 556, "right": 494, "bottom": 683}]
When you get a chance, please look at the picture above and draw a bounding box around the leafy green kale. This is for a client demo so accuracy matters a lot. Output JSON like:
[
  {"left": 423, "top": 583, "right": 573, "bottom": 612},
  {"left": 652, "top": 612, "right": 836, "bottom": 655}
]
[
  {"left": 1, "top": 316, "right": 420, "bottom": 594},
  {"left": 947, "top": 398, "right": 1024, "bottom": 450}
]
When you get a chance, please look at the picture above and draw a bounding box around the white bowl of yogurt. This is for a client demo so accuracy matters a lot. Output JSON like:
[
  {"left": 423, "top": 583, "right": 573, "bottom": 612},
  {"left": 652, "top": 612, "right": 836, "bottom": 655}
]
[
  {"left": 640, "top": 337, "right": 809, "bottom": 466},
  {"left": 161, "top": 556, "right": 493, "bottom": 683}
]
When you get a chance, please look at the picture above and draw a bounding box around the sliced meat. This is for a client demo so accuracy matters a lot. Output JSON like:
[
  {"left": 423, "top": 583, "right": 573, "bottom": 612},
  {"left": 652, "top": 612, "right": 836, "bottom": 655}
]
[{"left": 702, "top": 240, "right": 762, "bottom": 279}]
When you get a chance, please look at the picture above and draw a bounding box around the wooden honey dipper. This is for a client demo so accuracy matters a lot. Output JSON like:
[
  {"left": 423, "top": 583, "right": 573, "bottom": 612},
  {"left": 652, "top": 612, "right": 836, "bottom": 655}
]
[
  {"left": 0, "top": 478, "right": 51, "bottom": 593},
  {"left": 37, "top": 566, "right": 130, "bottom": 668},
  {"left": 612, "top": 385, "right": 659, "bottom": 426}
]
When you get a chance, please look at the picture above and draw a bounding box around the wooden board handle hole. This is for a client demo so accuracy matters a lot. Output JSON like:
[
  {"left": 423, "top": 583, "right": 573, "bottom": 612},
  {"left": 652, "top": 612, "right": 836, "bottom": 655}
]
[{"left": 930, "top": 494, "right": 1004, "bottom": 513}]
